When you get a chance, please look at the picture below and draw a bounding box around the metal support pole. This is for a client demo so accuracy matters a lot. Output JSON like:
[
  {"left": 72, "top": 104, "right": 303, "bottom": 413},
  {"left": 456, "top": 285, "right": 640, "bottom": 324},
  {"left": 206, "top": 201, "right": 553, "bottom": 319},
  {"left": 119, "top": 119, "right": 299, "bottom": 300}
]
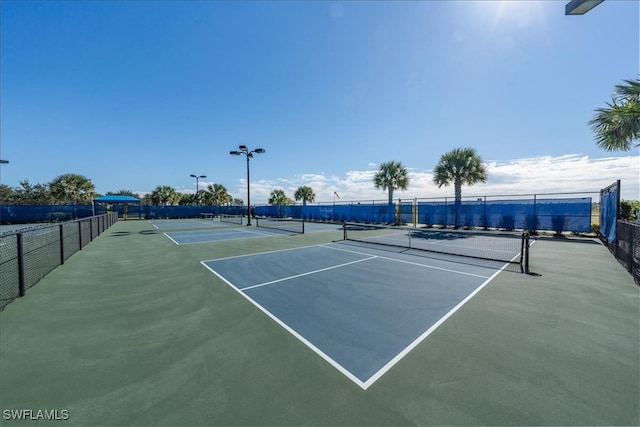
[{"left": 246, "top": 155, "right": 251, "bottom": 225}]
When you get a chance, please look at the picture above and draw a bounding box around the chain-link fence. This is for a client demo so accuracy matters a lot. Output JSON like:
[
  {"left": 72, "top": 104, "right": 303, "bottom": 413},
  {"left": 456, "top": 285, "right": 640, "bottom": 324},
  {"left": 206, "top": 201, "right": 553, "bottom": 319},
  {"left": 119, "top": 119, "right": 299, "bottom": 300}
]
[
  {"left": 612, "top": 221, "right": 640, "bottom": 286},
  {"left": 0, "top": 213, "right": 118, "bottom": 311}
]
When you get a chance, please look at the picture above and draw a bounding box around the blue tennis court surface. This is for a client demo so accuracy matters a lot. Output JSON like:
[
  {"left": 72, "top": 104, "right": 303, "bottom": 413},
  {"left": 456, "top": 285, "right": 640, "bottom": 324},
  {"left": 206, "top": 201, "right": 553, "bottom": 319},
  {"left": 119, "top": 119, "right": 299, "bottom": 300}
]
[
  {"left": 165, "top": 226, "right": 300, "bottom": 245},
  {"left": 148, "top": 218, "right": 227, "bottom": 230},
  {"left": 201, "top": 243, "right": 503, "bottom": 389}
]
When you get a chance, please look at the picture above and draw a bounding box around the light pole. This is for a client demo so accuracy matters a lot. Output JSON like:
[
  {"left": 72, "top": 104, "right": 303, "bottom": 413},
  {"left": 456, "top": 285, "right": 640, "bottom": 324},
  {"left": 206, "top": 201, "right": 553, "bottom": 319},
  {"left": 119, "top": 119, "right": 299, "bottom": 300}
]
[
  {"left": 190, "top": 174, "right": 206, "bottom": 205},
  {"left": 230, "top": 145, "right": 265, "bottom": 226}
]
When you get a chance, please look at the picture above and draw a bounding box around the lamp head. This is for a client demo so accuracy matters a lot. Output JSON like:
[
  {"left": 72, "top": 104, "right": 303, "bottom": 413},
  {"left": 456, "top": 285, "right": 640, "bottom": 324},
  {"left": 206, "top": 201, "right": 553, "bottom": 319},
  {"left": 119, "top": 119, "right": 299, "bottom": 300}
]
[
  {"left": 254, "top": 148, "right": 265, "bottom": 154},
  {"left": 230, "top": 151, "right": 240, "bottom": 155},
  {"left": 238, "top": 145, "right": 247, "bottom": 151}
]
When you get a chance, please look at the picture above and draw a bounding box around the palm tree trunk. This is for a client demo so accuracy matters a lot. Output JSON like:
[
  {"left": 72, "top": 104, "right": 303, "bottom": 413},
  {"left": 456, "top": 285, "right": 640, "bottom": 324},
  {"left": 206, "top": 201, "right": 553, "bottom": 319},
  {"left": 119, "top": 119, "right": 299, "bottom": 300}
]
[{"left": 454, "top": 180, "right": 462, "bottom": 228}]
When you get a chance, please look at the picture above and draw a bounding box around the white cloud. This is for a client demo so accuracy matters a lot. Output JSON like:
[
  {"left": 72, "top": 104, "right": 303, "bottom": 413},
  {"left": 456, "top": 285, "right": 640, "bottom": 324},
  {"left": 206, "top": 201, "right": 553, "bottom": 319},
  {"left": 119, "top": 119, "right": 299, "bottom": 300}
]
[{"left": 227, "top": 154, "right": 639, "bottom": 204}]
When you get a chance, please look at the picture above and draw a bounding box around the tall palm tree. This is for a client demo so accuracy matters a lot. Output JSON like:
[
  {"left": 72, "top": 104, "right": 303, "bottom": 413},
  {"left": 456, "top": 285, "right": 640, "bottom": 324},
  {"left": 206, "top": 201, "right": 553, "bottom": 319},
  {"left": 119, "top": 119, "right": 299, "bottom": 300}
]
[
  {"left": 432, "top": 147, "right": 487, "bottom": 228},
  {"left": 373, "top": 160, "right": 410, "bottom": 205},
  {"left": 206, "top": 183, "right": 232, "bottom": 209},
  {"left": 151, "top": 185, "right": 179, "bottom": 207},
  {"left": 268, "top": 189, "right": 293, "bottom": 217},
  {"left": 198, "top": 189, "right": 213, "bottom": 206},
  {"left": 589, "top": 78, "right": 640, "bottom": 151},
  {"left": 294, "top": 186, "right": 315, "bottom": 206}
]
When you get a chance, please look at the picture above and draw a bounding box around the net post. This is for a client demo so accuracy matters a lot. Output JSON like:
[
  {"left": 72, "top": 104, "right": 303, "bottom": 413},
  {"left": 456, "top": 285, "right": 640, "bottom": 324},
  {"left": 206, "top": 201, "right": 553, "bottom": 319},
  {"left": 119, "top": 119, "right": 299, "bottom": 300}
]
[
  {"left": 523, "top": 232, "right": 530, "bottom": 274},
  {"left": 302, "top": 218, "right": 305, "bottom": 234},
  {"left": 343, "top": 222, "right": 347, "bottom": 240}
]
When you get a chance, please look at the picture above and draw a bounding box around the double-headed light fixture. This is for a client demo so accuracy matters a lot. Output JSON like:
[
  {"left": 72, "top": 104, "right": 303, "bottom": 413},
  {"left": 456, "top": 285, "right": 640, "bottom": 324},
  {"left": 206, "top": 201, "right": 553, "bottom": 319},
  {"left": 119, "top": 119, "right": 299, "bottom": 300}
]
[{"left": 230, "top": 145, "right": 265, "bottom": 226}]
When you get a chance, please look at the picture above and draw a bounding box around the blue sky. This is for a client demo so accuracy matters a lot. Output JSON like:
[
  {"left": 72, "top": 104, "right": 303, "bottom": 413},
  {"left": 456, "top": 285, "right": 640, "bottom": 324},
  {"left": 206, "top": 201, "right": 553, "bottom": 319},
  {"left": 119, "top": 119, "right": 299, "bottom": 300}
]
[{"left": 1, "top": 0, "right": 638, "bottom": 203}]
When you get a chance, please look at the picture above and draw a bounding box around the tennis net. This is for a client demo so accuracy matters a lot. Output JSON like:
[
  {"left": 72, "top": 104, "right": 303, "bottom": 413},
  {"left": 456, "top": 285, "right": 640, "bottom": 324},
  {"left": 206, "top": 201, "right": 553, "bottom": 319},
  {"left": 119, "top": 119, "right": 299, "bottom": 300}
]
[
  {"left": 255, "top": 217, "right": 305, "bottom": 234},
  {"left": 343, "top": 223, "right": 530, "bottom": 271},
  {"left": 220, "top": 214, "right": 244, "bottom": 225}
]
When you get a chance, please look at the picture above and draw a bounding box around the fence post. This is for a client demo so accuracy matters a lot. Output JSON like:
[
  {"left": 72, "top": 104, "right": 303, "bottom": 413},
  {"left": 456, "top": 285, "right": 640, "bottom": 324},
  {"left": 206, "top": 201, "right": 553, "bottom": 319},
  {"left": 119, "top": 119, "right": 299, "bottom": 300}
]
[
  {"left": 78, "top": 220, "right": 83, "bottom": 249},
  {"left": 533, "top": 194, "right": 537, "bottom": 234},
  {"left": 59, "top": 224, "right": 65, "bottom": 265},
  {"left": 483, "top": 196, "right": 487, "bottom": 230},
  {"left": 17, "top": 233, "right": 25, "bottom": 297},
  {"left": 444, "top": 198, "right": 448, "bottom": 228}
]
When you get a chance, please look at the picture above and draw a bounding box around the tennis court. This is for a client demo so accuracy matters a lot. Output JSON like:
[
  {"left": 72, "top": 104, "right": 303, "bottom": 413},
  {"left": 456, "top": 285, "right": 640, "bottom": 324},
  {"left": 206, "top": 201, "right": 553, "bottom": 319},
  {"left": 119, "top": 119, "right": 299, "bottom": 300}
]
[
  {"left": 148, "top": 218, "right": 227, "bottom": 230},
  {"left": 0, "top": 219, "right": 638, "bottom": 426},
  {"left": 202, "top": 243, "right": 510, "bottom": 389}
]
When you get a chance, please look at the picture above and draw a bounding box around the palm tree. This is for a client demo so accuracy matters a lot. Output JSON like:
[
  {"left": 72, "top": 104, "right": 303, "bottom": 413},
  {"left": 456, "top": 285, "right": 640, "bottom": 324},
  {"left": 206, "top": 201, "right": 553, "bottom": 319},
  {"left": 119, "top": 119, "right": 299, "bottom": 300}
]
[
  {"left": 432, "top": 147, "right": 487, "bottom": 228},
  {"left": 150, "top": 185, "right": 179, "bottom": 207},
  {"left": 294, "top": 186, "right": 315, "bottom": 206},
  {"left": 373, "top": 161, "right": 410, "bottom": 205},
  {"left": 206, "top": 184, "right": 232, "bottom": 209},
  {"left": 268, "top": 189, "right": 293, "bottom": 217},
  {"left": 179, "top": 193, "right": 196, "bottom": 206},
  {"left": 198, "top": 189, "right": 213, "bottom": 206},
  {"left": 589, "top": 78, "right": 640, "bottom": 151}
]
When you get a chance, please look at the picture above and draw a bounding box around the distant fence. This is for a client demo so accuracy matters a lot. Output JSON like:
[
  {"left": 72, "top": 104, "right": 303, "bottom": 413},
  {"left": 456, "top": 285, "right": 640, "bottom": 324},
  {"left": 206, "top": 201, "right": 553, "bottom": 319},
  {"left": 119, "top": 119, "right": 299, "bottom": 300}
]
[
  {"left": 0, "top": 205, "right": 246, "bottom": 223},
  {"left": 256, "top": 201, "right": 396, "bottom": 224},
  {"left": 1, "top": 193, "right": 594, "bottom": 233},
  {"left": 598, "top": 180, "right": 639, "bottom": 286},
  {"left": 0, "top": 205, "right": 105, "bottom": 223},
  {"left": 255, "top": 193, "right": 594, "bottom": 233},
  {"left": 0, "top": 213, "right": 118, "bottom": 311},
  {"left": 415, "top": 196, "right": 592, "bottom": 232}
]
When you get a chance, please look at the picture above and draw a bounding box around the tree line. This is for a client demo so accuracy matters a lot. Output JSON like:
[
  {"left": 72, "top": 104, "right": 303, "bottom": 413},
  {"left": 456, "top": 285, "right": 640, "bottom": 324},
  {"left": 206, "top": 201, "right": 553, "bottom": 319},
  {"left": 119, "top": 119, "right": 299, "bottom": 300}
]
[{"left": 0, "top": 175, "right": 242, "bottom": 207}]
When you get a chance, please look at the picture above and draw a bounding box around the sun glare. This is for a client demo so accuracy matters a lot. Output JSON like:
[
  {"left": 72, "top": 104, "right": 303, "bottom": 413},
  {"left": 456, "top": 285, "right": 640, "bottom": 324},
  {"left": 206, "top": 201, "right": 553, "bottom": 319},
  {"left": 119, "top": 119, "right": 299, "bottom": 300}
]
[{"left": 479, "top": 0, "right": 548, "bottom": 32}]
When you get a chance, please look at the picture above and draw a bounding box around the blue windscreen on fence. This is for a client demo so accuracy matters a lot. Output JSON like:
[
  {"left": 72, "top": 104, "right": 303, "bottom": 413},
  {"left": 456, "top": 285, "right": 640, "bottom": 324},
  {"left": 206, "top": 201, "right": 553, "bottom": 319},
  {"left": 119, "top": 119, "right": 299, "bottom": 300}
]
[
  {"left": 255, "top": 203, "right": 396, "bottom": 224},
  {"left": 599, "top": 181, "right": 619, "bottom": 243},
  {"left": 0, "top": 205, "right": 250, "bottom": 223},
  {"left": 416, "top": 197, "right": 592, "bottom": 232},
  {"left": 0, "top": 205, "right": 104, "bottom": 223},
  {"left": 1, "top": 196, "right": 593, "bottom": 232}
]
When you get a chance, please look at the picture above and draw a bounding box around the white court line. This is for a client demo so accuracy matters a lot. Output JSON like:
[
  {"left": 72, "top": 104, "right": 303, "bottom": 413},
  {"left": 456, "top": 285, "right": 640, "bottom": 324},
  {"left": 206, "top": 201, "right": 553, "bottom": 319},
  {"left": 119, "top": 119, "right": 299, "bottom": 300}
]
[
  {"left": 235, "top": 227, "right": 278, "bottom": 237},
  {"left": 362, "top": 264, "right": 507, "bottom": 389},
  {"left": 163, "top": 232, "right": 181, "bottom": 245},
  {"left": 164, "top": 227, "right": 273, "bottom": 246},
  {"left": 200, "top": 243, "right": 328, "bottom": 263},
  {"left": 199, "top": 242, "right": 509, "bottom": 390},
  {"left": 322, "top": 244, "right": 491, "bottom": 279},
  {"left": 239, "top": 256, "right": 377, "bottom": 291},
  {"left": 199, "top": 261, "right": 369, "bottom": 389}
]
